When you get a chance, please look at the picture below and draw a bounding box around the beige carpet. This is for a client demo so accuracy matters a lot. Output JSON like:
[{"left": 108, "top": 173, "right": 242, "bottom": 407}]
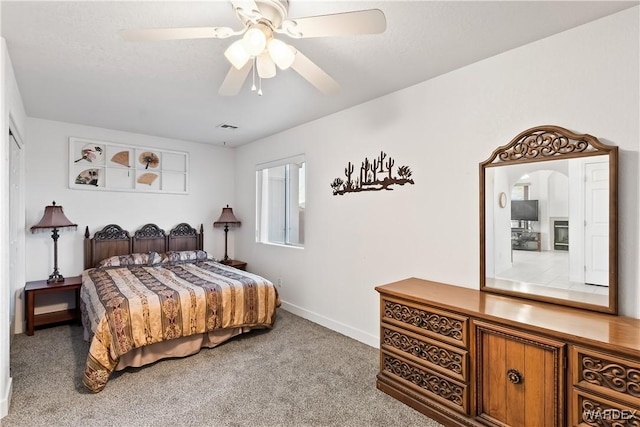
[{"left": 5, "top": 309, "right": 442, "bottom": 426}]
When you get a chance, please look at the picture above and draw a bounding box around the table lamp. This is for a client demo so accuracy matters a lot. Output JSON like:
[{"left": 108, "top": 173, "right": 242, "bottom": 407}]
[
  {"left": 213, "top": 205, "right": 241, "bottom": 263},
  {"left": 30, "top": 201, "right": 77, "bottom": 283}
]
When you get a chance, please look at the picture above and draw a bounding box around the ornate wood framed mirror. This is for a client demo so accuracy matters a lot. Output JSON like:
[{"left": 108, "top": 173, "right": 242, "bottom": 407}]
[{"left": 480, "top": 125, "right": 618, "bottom": 314}]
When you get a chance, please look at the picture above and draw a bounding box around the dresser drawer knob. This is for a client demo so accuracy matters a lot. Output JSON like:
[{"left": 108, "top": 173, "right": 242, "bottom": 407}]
[
  {"left": 413, "top": 317, "right": 423, "bottom": 327},
  {"left": 507, "top": 369, "right": 523, "bottom": 384}
]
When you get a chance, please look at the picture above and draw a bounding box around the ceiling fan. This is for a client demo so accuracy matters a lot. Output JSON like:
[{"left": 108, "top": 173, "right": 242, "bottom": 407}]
[{"left": 122, "top": 0, "right": 386, "bottom": 96}]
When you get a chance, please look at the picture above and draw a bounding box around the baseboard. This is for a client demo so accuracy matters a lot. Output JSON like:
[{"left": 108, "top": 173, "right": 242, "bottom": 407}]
[
  {"left": 280, "top": 300, "right": 379, "bottom": 348},
  {"left": 0, "top": 377, "right": 12, "bottom": 419},
  {"left": 5, "top": 319, "right": 15, "bottom": 418}
]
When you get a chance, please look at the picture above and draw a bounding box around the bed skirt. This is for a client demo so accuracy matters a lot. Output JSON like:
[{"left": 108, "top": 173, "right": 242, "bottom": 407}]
[{"left": 114, "top": 326, "right": 254, "bottom": 371}]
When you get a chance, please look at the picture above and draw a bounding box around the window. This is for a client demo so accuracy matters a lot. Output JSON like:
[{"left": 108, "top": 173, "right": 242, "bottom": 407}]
[
  {"left": 511, "top": 183, "right": 530, "bottom": 201},
  {"left": 256, "top": 156, "right": 305, "bottom": 246}
]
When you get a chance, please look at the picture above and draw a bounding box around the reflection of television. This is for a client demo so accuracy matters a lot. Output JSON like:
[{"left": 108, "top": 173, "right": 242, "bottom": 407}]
[{"left": 511, "top": 200, "right": 539, "bottom": 221}]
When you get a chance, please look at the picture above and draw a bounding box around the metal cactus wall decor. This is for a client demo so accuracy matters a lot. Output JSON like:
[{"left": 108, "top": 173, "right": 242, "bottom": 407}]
[{"left": 330, "top": 151, "right": 415, "bottom": 195}]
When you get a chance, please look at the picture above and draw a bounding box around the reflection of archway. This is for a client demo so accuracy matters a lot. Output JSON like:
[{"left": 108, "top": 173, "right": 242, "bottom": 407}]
[
  {"left": 500, "top": 168, "right": 573, "bottom": 291},
  {"left": 511, "top": 169, "right": 568, "bottom": 251},
  {"left": 488, "top": 158, "right": 609, "bottom": 295}
]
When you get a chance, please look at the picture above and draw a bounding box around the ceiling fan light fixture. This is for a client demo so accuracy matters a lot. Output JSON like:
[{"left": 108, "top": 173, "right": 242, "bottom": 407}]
[
  {"left": 267, "top": 38, "right": 295, "bottom": 70},
  {"left": 126, "top": 0, "right": 386, "bottom": 96},
  {"left": 242, "top": 26, "right": 267, "bottom": 56},
  {"left": 257, "top": 52, "right": 276, "bottom": 78},
  {"left": 224, "top": 40, "right": 250, "bottom": 69}
]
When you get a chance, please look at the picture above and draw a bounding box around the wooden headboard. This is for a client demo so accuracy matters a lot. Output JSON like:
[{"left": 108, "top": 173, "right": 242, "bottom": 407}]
[{"left": 83, "top": 223, "right": 204, "bottom": 269}]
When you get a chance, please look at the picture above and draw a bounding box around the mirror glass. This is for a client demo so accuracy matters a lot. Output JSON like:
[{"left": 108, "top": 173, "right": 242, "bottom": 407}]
[{"left": 480, "top": 126, "right": 617, "bottom": 313}]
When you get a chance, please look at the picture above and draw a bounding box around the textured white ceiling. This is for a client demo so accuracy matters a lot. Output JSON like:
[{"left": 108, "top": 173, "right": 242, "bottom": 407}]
[{"left": 1, "top": 1, "right": 637, "bottom": 146}]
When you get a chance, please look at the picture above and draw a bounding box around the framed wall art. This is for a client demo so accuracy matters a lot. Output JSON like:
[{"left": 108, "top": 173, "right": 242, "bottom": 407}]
[{"left": 69, "top": 137, "right": 189, "bottom": 194}]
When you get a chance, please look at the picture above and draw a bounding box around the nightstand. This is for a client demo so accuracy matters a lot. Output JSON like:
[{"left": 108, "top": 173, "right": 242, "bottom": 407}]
[
  {"left": 25, "top": 275, "right": 82, "bottom": 336},
  {"left": 220, "top": 259, "right": 247, "bottom": 271}
]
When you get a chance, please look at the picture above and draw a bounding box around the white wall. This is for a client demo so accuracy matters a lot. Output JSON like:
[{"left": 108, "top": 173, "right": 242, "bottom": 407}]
[
  {"left": 20, "top": 119, "right": 237, "bottom": 331},
  {"left": 1, "top": 37, "right": 27, "bottom": 418},
  {"left": 235, "top": 7, "right": 640, "bottom": 347}
]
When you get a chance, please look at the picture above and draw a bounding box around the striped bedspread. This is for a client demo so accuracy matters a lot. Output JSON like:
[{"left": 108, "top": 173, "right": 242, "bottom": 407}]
[{"left": 80, "top": 260, "right": 279, "bottom": 392}]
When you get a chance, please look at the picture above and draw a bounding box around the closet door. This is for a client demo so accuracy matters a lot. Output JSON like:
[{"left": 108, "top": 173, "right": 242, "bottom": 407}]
[
  {"left": 475, "top": 321, "right": 565, "bottom": 426},
  {"left": 9, "top": 129, "right": 24, "bottom": 332}
]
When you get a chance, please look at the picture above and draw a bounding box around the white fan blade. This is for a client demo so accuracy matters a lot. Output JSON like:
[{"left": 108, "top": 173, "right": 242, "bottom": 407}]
[
  {"left": 219, "top": 62, "right": 253, "bottom": 96},
  {"left": 290, "top": 49, "right": 340, "bottom": 95},
  {"left": 229, "top": 0, "right": 261, "bottom": 23},
  {"left": 122, "top": 27, "right": 238, "bottom": 41},
  {"left": 279, "top": 9, "right": 386, "bottom": 39}
]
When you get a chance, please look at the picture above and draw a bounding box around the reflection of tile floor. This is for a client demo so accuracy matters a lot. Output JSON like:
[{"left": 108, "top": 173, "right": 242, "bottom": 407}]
[{"left": 495, "top": 250, "right": 608, "bottom": 295}]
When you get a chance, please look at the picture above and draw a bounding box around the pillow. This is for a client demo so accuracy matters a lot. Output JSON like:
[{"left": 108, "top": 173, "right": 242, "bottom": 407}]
[
  {"left": 98, "top": 252, "right": 151, "bottom": 268},
  {"left": 148, "top": 251, "right": 164, "bottom": 266},
  {"left": 162, "top": 250, "right": 209, "bottom": 263}
]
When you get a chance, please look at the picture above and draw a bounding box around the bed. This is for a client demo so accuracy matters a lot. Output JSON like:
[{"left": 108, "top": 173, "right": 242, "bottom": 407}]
[{"left": 80, "top": 222, "right": 279, "bottom": 393}]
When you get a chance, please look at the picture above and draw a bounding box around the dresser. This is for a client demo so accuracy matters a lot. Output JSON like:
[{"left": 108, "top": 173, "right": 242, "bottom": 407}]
[{"left": 376, "top": 278, "right": 640, "bottom": 427}]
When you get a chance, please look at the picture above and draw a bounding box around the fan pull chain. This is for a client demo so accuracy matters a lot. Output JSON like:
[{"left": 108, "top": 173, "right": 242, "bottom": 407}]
[
  {"left": 248, "top": 57, "right": 263, "bottom": 95},
  {"left": 251, "top": 57, "right": 257, "bottom": 92}
]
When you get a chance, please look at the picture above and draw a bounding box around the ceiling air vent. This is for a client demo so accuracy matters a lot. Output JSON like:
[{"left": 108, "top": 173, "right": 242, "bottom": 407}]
[{"left": 216, "top": 123, "right": 238, "bottom": 130}]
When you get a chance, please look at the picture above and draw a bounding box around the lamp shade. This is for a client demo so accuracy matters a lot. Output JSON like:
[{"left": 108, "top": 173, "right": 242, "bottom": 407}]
[
  {"left": 257, "top": 52, "right": 276, "bottom": 79},
  {"left": 224, "top": 39, "right": 251, "bottom": 70},
  {"left": 213, "top": 205, "right": 241, "bottom": 228},
  {"left": 242, "top": 26, "right": 267, "bottom": 56},
  {"left": 268, "top": 39, "right": 295, "bottom": 70},
  {"left": 30, "top": 201, "right": 77, "bottom": 231}
]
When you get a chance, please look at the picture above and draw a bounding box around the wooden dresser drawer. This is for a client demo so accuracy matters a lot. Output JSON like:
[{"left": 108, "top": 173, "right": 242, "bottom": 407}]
[
  {"left": 570, "top": 346, "right": 640, "bottom": 408},
  {"left": 571, "top": 389, "right": 640, "bottom": 426},
  {"left": 381, "top": 323, "right": 468, "bottom": 382},
  {"left": 380, "top": 351, "right": 469, "bottom": 414},
  {"left": 381, "top": 297, "right": 468, "bottom": 348}
]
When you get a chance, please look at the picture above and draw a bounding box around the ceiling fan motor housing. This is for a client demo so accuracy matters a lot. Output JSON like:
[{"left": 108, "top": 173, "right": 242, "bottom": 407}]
[{"left": 239, "top": 0, "right": 289, "bottom": 30}]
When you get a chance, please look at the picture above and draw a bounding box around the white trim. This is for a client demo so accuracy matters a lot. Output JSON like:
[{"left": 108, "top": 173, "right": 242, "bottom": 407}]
[
  {"left": 0, "top": 376, "right": 11, "bottom": 418},
  {"left": 255, "top": 154, "right": 305, "bottom": 171},
  {"left": 257, "top": 241, "right": 304, "bottom": 250},
  {"left": 8, "top": 115, "right": 23, "bottom": 148},
  {"left": 8, "top": 121, "right": 25, "bottom": 338},
  {"left": 1, "top": 39, "right": 11, "bottom": 422},
  {"left": 280, "top": 300, "right": 379, "bottom": 349}
]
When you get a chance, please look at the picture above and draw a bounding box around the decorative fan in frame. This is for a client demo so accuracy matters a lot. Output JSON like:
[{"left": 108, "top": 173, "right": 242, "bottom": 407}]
[
  {"left": 69, "top": 137, "right": 188, "bottom": 194},
  {"left": 74, "top": 144, "right": 104, "bottom": 164},
  {"left": 75, "top": 169, "right": 101, "bottom": 187},
  {"left": 110, "top": 151, "right": 130, "bottom": 167},
  {"left": 139, "top": 152, "right": 160, "bottom": 169},
  {"left": 137, "top": 173, "right": 159, "bottom": 186}
]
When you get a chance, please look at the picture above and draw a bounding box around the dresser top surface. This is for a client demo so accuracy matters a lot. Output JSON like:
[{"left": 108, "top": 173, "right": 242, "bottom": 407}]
[{"left": 376, "top": 278, "right": 640, "bottom": 354}]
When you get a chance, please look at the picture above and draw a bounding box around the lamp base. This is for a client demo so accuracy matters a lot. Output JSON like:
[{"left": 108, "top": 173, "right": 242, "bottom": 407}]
[{"left": 47, "top": 273, "right": 65, "bottom": 284}]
